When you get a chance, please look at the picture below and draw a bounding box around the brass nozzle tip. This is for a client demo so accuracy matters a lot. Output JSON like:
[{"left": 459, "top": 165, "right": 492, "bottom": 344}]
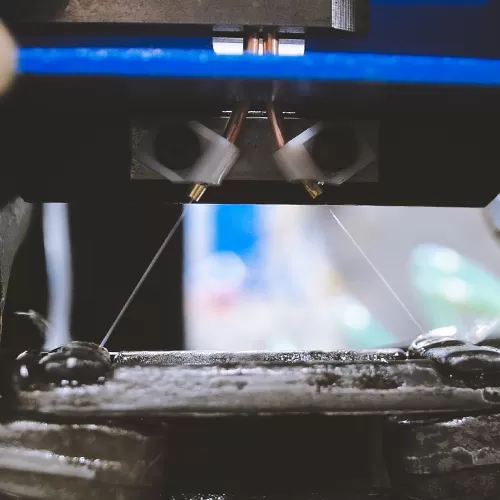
[
  {"left": 189, "top": 183, "right": 207, "bottom": 202},
  {"left": 303, "top": 181, "right": 323, "bottom": 199}
]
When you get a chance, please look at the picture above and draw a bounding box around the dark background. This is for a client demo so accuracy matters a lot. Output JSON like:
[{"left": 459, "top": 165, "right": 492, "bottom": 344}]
[{"left": 1, "top": 202, "right": 184, "bottom": 352}]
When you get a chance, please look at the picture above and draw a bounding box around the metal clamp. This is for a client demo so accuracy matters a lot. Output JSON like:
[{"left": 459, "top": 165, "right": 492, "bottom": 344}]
[
  {"left": 136, "top": 120, "right": 240, "bottom": 187},
  {"left": 274, "top": 121, "right": 377, "bottom": 186}
]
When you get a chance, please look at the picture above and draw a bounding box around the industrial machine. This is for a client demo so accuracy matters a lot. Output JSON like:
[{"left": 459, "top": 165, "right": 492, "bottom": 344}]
[{"left": 0, "top": 0, "right": 500, "bottom": 498}]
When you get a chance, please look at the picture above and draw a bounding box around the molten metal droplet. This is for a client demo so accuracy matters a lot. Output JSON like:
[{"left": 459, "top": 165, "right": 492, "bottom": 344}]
[{"left": 39, "top": 341, "right": 112, "bottom": 385}]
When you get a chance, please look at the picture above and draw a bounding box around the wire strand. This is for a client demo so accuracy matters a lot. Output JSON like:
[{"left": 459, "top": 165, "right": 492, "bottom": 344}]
[
  {"left": 100, "top": 205, "right": 189, "bottom": 348},
  {"left": 328, "top": 208, "right": 425, "bottom": 335}
]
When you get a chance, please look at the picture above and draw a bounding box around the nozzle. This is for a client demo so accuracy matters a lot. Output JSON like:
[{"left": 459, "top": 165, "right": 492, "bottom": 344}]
[
  {"left": 302, "top": 180, "right": 323, "bottom": 199},
  {"left": 189, "top": 183, "right": 207, "bottom": 202}
]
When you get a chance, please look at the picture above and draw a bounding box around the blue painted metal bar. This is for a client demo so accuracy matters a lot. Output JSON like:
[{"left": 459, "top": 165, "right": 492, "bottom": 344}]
[{"left": 17, "top": 47, "right": 500, "bottom": 86}]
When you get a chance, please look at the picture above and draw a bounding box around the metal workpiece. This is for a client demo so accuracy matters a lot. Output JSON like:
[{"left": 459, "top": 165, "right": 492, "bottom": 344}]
[
  {"left": 274, "top": 122, "right": 378, "bottom": 186},
  {"left": 136, "top": 121, "right": 240, "bottom": 187},
  {"left": 332, "top": 0, "right": 368, "bottom": 33},
  {"left": 388, "top": 414, "right": 500, "bottom": 476},
  {"left": 39, "top": 341, "right": 112, "bottom": 384},
  {"left": 409, "top": 328, "right": 500, "bottom": 377},
  {"left": 169, "top": 494, "right": 396, "bottom": 500},
  {"left": 15, "top": 341, "right": 113, "bottom": 392},
  {"left": 0, "top": 420, "right": 164, "bottom": 499},
  {"left": 0, "top": 0, "right": 69, "bottom": 20},
  {"left": 14, "top": 359, "right": 500, "bottom": 417},
  {"left": 113, "top": 349, "right": 408, "bottom": 366},
  {"left": 387, "top": 413, "right": 500, "bottom": 499},
  {"left": 51, "top": 0, "right": 365, "bottom": 30}
]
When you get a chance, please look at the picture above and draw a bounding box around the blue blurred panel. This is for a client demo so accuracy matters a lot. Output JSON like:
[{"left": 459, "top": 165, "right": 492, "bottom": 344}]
[
  {"left": 17, "top": 48, "right": 500, "bottom": 86},
  {"left": 213, "top": 205, "right": 259, "bottom": 260}
]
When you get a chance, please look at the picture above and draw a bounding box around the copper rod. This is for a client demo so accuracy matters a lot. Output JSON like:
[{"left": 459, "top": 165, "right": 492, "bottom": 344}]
[
  {"left": 263, "top": 30, "right": 285, "bottom": 149},
  {"left": 264, "top": 31, "right": 323, "bottom": 199},
  {"left": 244, "top": 30, "right": 260, "bottom": 53},
  {"left": 267, "top": 103, "right": 286, "bottom": 149},
  {"left": 263, "top": 31, "right": 279, "bottom": 55},
  {"left": 224, "top": 101, "right": 250, "bottom": 144},
  {"left": 223, "top": 30, "right": 259, "bottom": 144},
  {"left": 190, "top": 30, "right": 259, "bottom": 201}
]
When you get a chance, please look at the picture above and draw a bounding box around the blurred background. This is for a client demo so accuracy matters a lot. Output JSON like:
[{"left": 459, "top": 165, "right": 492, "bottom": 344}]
[{"left": 184, "top": 204, "right": 500, "bottom": 351}]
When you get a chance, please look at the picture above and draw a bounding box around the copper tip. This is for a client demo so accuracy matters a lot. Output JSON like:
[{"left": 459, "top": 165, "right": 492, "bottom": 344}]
[
  {"left": 303, "top": 180, "right": 324, "bottom": 199},
  {"left": 263, "top": 30, "right": 279, "bottom": 56},
  {"left": 189, "top": 183, "right": 207, "bottom": 202},
  {"left": 244, "top": 30, "right": 260, "bottom": 54}
]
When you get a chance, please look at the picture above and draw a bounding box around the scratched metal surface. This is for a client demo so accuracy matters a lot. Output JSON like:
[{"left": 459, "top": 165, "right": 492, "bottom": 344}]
[
  {"left": 56, "top": 0, "right": 334, "bottom": 27},
  {"left": 387, "top": 413, "right": 500, "bottom": 499},
  {"left": 169, "top": 494, "right": 396, "bottom": 499},
  {"left": 113, "top": 349, "right": 407, "bottom": 365},
  {"left": 15, "top": 359, "right": 500, "bottom": 417},
  {"left": 389, "top": 414, "right": 500, "bottom": 476},
  {"left": 0, "top": 420, "right": 164, "bottom": 499}
]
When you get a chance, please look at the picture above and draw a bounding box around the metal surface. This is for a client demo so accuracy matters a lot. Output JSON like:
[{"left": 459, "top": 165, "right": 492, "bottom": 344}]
[
  {"left": 388, "top": 413, "right": 500, "bottom": 499},
  {"left": 169, "top": 495, "right": 395, "bottom": 500},
  {"left": 409, "top": 330, "right": 500, "bottom": 375},
  {"left": 0, "top": 198, "right": 33, "bottom": 338},
  {"left": 113, "top": 349, "right": 408, "bottom": 365},
  {"left": 10, "top": 0, "right": 500, "bottom": 60},
  {"left": 14, "top": 356, "right": 500, "bottom": 417},
  {"left": 332, "top": 0, "right": 368, "bottom": 32},
  {"left": 52, "top": 0, "right": 365, "bottom": 30},
  {"left": 0, "top": 420, "right": 164, "bottom": 499}
]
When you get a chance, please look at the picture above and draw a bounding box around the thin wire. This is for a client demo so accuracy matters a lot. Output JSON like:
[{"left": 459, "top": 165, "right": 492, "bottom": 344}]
[
  {"left": 100, "top": 204, "right": 190, "bottom": 348},
  {"left": 328, "top": 208, "right": 425, "bottom": 335}
]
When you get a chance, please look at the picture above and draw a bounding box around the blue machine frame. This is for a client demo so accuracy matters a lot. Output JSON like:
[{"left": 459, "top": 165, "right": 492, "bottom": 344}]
[
  {"left": 14, "top": 0, "right": 500, "bottom": 87},
  {"left": 17, "top": 48, "right": 500, "bottom": 86}
]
